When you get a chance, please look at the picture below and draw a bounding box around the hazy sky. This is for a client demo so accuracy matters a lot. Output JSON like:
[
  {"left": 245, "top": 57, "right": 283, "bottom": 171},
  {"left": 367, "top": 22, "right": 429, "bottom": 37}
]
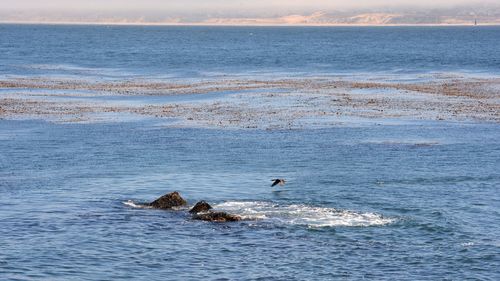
[{"left": 2, "top": 0, "right": 498, "bottom": 12}]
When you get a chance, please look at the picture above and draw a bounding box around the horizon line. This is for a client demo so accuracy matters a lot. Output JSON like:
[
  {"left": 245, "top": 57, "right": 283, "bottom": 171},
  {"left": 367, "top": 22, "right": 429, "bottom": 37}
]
[{"left": 1, "top": 20, "right": 498, "bottom": 27}]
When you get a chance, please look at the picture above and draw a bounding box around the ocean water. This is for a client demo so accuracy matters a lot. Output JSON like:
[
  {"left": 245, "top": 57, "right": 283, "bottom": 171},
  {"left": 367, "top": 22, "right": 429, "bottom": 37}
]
[
  {"left": 1, "top": 25, "right": 500, "bottom": 280},
  {"left": 1, "top": 24, "right": 500, "bottom": 79}
]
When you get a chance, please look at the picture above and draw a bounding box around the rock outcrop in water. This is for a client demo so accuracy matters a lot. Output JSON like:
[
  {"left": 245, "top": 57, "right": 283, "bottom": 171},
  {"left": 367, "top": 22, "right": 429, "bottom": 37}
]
[
  {"left": 189, "top": 201, "right": 213, "bottom": 214},
  {"left": 149, "top": 191, "right": 187, "bottom": 209},
  {"left": 145, "top": 192, "right": 241, "bottom": 222},
  {"left": 192, "top": 211, "right": 242, "bottom": 222},
  {"left": 189, "top": 200, "right": 241, "bottom": 222}
]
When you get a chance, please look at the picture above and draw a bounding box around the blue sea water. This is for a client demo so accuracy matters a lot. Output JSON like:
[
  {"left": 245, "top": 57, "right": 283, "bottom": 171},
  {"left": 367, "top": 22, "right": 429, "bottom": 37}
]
[
  {"left": 1, "top": 25, "right": 500, "bottom": 280},
  {"left": 1, "top": 24, "right": 500, "bottom": 79}
]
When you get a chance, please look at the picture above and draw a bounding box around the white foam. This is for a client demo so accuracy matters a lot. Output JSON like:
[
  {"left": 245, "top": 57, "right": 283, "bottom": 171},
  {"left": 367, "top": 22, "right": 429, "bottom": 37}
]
[
  {"left": 214, "top": 201, "right": 394, "bottom": 228},
  {"left": 123, "top": 200, "right": 152, "bottom": 209}
]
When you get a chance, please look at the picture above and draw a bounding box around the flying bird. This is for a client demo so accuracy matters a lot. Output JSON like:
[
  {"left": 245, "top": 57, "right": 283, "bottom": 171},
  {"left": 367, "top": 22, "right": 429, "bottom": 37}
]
[{"left": 271, "top": 179, "right": 286, "bottom": 187}]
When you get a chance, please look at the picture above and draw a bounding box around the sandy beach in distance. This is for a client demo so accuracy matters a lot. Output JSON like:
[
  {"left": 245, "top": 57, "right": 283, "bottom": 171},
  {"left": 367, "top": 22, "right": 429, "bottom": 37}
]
[{"left": 2, "top": 21, "right": 500, "bottom": 27}]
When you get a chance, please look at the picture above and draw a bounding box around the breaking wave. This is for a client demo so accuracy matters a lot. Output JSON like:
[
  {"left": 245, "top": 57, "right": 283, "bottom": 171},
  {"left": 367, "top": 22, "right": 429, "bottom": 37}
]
[
  {"left": 213, "top": 201, "right": 394, "bottom": 228},
  {"left": 123, "top": 200, "right": 152, "bottom": 209}
]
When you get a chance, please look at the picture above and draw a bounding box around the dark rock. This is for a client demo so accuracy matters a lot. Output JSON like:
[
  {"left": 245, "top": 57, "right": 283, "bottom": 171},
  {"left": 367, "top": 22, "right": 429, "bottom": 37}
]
[
  {"left": 192, "top": 211, "right": 241, "bottom": 222},
  {"left": 149, "top": 191, "right": 187, "bottom": 209},
  {"left": 189, "top": 201, "right": 213, "bottom": 214}
]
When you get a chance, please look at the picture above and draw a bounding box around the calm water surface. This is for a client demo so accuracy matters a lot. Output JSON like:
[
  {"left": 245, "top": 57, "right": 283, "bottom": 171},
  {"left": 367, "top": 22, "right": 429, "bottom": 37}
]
[{"left": 1, "top": 25, "right": 500, "bottom": 78}]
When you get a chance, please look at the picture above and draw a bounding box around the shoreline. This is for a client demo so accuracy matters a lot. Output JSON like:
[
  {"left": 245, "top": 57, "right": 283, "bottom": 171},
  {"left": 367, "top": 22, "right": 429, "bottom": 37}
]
[{"left": 1, "top": 21, "right": 499, "bottom": 27}]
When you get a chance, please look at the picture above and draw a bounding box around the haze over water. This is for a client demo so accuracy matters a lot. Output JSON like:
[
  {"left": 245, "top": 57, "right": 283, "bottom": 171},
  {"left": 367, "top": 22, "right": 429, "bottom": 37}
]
[{"left": 0, "top": 24, "right": 499, "bottom": 280}]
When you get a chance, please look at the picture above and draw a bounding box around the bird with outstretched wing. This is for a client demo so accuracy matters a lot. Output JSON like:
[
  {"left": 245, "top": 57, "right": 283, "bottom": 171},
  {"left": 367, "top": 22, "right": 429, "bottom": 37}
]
[{"left": 271, "top": 179, "right": 286, "bottom": 187}]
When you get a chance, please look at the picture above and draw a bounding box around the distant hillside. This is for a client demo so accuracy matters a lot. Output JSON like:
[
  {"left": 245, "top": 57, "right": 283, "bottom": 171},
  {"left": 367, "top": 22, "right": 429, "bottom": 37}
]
[
  {"left": 201, "top": 9, "right": 500, "bottom": 26},
  {"left": 1, "top": 6, "right": 500, "bottom": 25}
]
